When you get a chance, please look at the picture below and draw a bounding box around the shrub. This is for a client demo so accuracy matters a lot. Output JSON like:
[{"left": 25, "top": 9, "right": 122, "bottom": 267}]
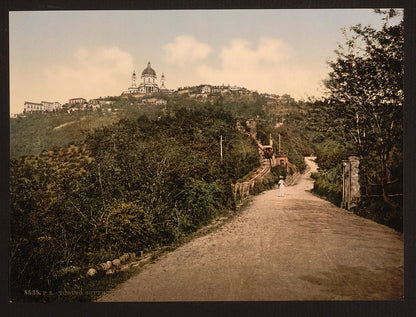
[
  {"left": 353, "top": 198, "right": 403, "bottom": 232},
  {"left": 312, "top": 166, "right": 342, "bottom": 206},
  {"left": 104, "top": 201, "right": 156, "bottom": 251}
]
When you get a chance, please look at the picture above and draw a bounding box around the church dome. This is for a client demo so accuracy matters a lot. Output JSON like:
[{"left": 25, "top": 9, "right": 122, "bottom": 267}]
[{"left": 142, "top": 62, "right": 156, "bottom": 77}]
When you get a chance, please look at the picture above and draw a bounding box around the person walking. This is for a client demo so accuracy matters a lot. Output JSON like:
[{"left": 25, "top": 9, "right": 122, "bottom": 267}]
[{"left": 278, "top": 176, "right": 285, "bottom": 197}]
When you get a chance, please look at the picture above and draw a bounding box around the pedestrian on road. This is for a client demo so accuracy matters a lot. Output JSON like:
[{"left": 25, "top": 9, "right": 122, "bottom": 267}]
[{"left": 278, "top": 176, "right": 285, "bottom": 197}]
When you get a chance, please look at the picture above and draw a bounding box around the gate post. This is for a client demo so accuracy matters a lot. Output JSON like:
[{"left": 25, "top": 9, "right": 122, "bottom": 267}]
[{"left": 341, "top": 155, "right": 360, "bottom": 210}]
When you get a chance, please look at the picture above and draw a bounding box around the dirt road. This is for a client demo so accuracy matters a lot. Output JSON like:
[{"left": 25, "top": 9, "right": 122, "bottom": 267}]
[{"left": 98, "top": 157, "right": 403, "bottom": 301}]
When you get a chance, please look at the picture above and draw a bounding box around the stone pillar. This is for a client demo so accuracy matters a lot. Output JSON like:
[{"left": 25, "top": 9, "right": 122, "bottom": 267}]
[{"left": 341, "top": 155, "right": 360, "bottom": 210}]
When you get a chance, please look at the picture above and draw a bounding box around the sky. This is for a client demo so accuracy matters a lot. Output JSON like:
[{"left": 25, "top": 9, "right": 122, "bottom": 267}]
[{"left": 9, "top": 9, "right": 402, "bottom": 114}]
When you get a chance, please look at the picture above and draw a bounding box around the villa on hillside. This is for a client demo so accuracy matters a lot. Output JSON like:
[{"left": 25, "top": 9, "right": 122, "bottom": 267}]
[
  {"left": 200, "top": 85, "right": 249, "bottom": 96},
  {"left": 69, "top": 97, "right": 87, "bottom": 105},
  {"left": 23, "top": 100, "right": 62, "bottom": 113},
  {"left": 63, "top": 97, "right": 110, "bottom": 112},
  {"left": 141, "top": 98, "right": 167, "bottom": 106},
  {"left": 21, "top": 96, "right": 116, "bottom": 115}
]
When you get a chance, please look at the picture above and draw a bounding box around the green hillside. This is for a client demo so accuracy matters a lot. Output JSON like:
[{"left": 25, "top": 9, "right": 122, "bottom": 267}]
[{"left": 10, "top": 99, "right": 165, "bottom": 160}]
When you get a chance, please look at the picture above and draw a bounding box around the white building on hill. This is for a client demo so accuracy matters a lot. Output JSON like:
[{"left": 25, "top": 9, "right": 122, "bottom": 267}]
[
  {"left": 123, "top": 62, "right": 169, "bottom": 95},
  {"left": 138, "top": 62, "right": 160, "bottom": 94},
  {"left": 200, "top": 85, "right": 249, "bottom": 96},
  {"left": 69, "top": 97, "right": 87, "bottom": 105},
  {"left": 142, "top": 97, "right": 167, "bottom": 106},
  {"left": 42, "top": 101, "right": 62, "bottom": 111},
  {"left": 23, "top": 100, "right": 62, "bottom": 113},
  {"left": 23, "top": 101, "right": 43, "bottom": 112}
]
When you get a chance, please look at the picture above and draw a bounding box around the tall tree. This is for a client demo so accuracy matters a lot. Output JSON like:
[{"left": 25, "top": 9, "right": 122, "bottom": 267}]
[{"left": 324, "top": 9, "right": 403, "bottom": 209}]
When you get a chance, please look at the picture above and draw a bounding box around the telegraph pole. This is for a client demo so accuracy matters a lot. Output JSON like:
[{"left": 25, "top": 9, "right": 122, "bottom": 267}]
[
  {"left": 220, "top": 135, "right": 223, "bottom": 162},
  {"left": 278, "top": 133, "right": 281, "bottom": 154}
]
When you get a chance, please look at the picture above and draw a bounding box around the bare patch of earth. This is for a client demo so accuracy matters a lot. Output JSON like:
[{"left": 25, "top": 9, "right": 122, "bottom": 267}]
[
  {"left": 97, "top": 157, "right": 403, "bottom": 301},
  {"left": 53, "top": 116, "right": 87, "bottom": 130},
  {"left": 53, "top": 121, "right": 76, "bottom": 130}
]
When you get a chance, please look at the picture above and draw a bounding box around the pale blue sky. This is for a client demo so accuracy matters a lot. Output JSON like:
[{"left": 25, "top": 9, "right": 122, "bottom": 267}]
[{"left": 9, "top": 9, "right": 401, "bottom": 114}]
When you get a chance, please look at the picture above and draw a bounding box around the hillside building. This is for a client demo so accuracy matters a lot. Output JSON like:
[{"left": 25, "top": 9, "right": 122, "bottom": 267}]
[
  {"left": 138, "top": 62, "right": 159, "bottom": 94},
  {"left": 127, "top": 70, "right": 139, "bottom": 93},
  {"left": 69, "top": 97, "right": 87, "bottom": 105},
  {"left": 123, "top": 62, "right": 169, "bottom": 95},
  {"left": 201, "top": 86, "right": 211, "bottom": 94},
  {"left": 200, "top": 85, "right": 249, "bottom": 96},
  {"left": 159, "top": 73, "right": 169, "bottom": 93},
  {"left": 23, "top": 101, "right": 43, "bottom": 113},
  {"left": 141, "top": 98, "right": 167, "bottom": 106},
  {"left": 42, "top": 101, "right": 62, "bottom": 111},
  {"left": 23, "top": 100, "right": 62, "bottom": 113}
]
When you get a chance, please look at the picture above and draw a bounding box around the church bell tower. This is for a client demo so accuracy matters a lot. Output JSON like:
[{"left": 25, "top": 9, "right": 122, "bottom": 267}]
[{"left": 131, "top": 71, "right": 137, "bottom": 88}]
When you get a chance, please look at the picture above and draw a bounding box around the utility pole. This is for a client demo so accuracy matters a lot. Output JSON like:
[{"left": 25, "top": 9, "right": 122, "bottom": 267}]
[
  {"left": 278, "top": 133, "right": 281, "bottom": 154},
  {"left": 220, "top": 135, "right": 223, "bottom": 162}
]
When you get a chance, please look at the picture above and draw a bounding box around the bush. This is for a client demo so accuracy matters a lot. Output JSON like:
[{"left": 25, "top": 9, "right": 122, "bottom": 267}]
[
  {"left": 178, "top": 178, "right": 221, "bottom": 230},
  {"left": 312, "top": 166, "right": 342, "bottom": 206},
  {"left": 353, "top": 198, "right": 403, "bottom": 232},
  {"left": 105, "top": 201, "right": 156, "bottom": 251},
  {"left": 271, "top": 165, "right": 287, "bottom": 178}
]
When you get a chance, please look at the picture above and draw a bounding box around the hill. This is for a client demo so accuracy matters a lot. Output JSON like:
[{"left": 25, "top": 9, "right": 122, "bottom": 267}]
[
  {"left": 10, "top": 94, "right": 267, "bottom": 301},
  {"left": 10, "top": 98, "right": 166, "bottom": 160},
  {"left": 9, "top": 89, "right": 347, "bottom": 302}
]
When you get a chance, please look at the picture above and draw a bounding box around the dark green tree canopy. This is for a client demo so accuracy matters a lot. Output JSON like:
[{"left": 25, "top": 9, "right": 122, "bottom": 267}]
[{"left": 324, "top": 9, "right": 403, "bottom": 207}]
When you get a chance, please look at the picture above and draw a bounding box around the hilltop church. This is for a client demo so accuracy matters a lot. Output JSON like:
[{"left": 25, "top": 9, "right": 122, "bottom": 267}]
[{"left": 123, "top": 62, "right": 169, "bottom": 95}]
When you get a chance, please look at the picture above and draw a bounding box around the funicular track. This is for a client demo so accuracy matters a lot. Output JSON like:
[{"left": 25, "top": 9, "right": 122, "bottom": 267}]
[{"left": 232, "top": 140, "right": 272, "bottom": 201}]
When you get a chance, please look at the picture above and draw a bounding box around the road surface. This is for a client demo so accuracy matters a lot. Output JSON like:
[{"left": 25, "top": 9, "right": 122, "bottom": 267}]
[{"left": 98, "top": 157, "right": 403, "bottom": 301}]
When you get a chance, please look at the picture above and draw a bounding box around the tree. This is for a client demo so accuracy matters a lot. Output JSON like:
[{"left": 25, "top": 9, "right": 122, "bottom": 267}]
[{"left": 324, "top": 9, "right": 403, "bottom": 209}]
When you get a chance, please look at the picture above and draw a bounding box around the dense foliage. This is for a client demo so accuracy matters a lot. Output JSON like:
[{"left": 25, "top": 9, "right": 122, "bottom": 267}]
[
  {"left": 10, "top": 103, "right": 259, "bottom": 301},
  {"left": 317, "top": 9, "right": 403, "bottom": 229},
  {"left": 325, "top": 9, "right": 403, "bottom": 205}
]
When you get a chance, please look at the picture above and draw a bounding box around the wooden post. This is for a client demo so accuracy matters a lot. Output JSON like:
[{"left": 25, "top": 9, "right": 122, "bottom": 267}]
[
  {"left": 341, "top": 161, "right": 345, "bottom": 208},
  {"left": 278, "top": 133, "right": 281, "bottom": 154},
  {"left": 220, "top": 135, "right": 223, "bottom": 162}
]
